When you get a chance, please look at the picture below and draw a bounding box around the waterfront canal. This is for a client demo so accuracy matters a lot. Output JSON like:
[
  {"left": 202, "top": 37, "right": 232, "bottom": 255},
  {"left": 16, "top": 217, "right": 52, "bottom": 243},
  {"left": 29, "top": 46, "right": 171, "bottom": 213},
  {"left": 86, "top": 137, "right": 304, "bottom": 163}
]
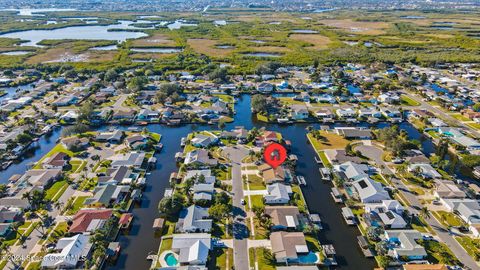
[
  {"left": 110, "top": 95, "right": 375, "bottom": 270},
  {"left": 3, "top": 94, "right": 458, "bottom": 269}
]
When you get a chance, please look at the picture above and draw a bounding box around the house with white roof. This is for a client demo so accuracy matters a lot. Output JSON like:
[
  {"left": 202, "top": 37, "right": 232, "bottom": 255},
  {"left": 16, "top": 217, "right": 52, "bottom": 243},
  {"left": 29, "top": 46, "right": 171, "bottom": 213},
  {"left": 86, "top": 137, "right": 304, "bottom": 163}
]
[
  {"left": 108, "top": 152, "right": 145, "bottom": 168},
  {"left": 264, "top": 183, "right": 292, "bottom": 205},
  {"left": 438, "top": 127, "right": 480, "bottom": 151},
  {"left": 177, "top": 205, "right": 212, "bottom": 233},
  {"left": 191, "top": 134, "right": 218, "bottom": 148},
  {"left": 41, "top": 234, "right": 92, "bottom": 269},
  {"left": 192, "top": 183, "right": 215, "bottom": 201},
  {"left": 171, "top": 233, "right": 211, "bottom": 266},
  {"left": 334, "top": 162, "right": 373, "bottom": 181},
  {"left": 352, "top": 177, "right": 390, "bottom": 203},
  {"left": 442, "top": 198, "right": 480, "bottom": 236},
  {"left": 407, "top": 163, "right": 442, "bottom": 179},
  {"left": 384, "top": 230, "right": 427, "bottom": 261},
  {"left": 336, "top": 108, "right": 357, "bottom": 120},
  {"left": 434, "top": 180, "right": 466, "bottom": 200},
  {"left": 315, "top": 109, "right": 334, "bottom": 122},
  {"left": 358, "top": 108, "right": 382, "bottom": 119},
  {"left": 365, "top": 200, "right": 404, "bottom": 215},
  {"left": 184, "top": 170, "right": 216, "bottom": 184}
]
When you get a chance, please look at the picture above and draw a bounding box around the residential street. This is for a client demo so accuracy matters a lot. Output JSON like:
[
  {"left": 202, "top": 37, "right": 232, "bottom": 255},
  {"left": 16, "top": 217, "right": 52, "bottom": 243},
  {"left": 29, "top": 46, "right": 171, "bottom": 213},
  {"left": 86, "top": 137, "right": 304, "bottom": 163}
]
[
  {"left": 223, "top": 146, "right": 250, "bottom": 270},
  {"left": 401, "top": 91, "right": 480, "bottom": 138},
  {"left": 356, "top": 143, "right": 479, "bottom": 270},
  {"left": 5, "top": 186, "right": 75, "bottom": 270}
]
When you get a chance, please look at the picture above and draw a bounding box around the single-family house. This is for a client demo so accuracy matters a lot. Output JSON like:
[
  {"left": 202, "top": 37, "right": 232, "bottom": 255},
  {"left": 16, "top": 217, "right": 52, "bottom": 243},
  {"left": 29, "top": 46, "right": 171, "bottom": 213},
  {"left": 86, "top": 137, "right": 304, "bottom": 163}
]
[
  {"left": 334, "top": 127, "right": 372, "bottom": 139},
  {"left": 41, "top": 234, "right": 92, "bottom": 269},
  {"left": 95, "top": 130, "right": 123, "bottom": 143},
  {"left": 69, "top": 209, "right": 113, "bottom": 233},
  {"left": 264, "top": 183, "right": 292, "bottom": 205},
  {"left": 334, "top": 162, "right": 372, "bottom": 181},
  {"left": 171, "top": 233, "right": 212, "bottom": 266},
  {"left": 264, "top": 206, "right": 300, "bottom": 231},
  {"left": 352, "top": 177, "right": 390, "bottom": 203},
  {"left": 18, "top": 168, "right": 62, "bottom": 189},
  {"left": 408, "top": 163, "right": 442, "bottom": 179},
  {"left": 184, "top": 149, "right": 218, "bottom": 166},
  {"left": 270, "top": 231, "right": 309, "bottom": 263},
  {"left": 83, "top": 184, "right": 130, "bottom": 207},
  {"left": 384, "top": 230, "right": 427, "bottom": 261},
  {"left": 290, "top": 105, "right": 309, "bottom": 120},
  {"left": 193, "top": 183, "right": 215, "bottom": 201},
  {"left": 315, "top": 109, "right": 334, "bottom": 122},
  {"left": 108, "top": 152, "right": 145, "bottom": 168},
  {"left": 434, "top": 180, "right": 466, "bottom": 199},
  {"left": 184, "top": 170, "right": 216, "bottom": 184},
  {"left": 191, "top": 134, "right": 218, "bottom": 148},
  {"left": 177, "top": 205, "right": 212, "bottom": 233},
  {"left": 257, "top": 82, "right": 274, "bottom": 93},
  {"left": 42, "top": 152, "right": 69, "bottom": 169}
]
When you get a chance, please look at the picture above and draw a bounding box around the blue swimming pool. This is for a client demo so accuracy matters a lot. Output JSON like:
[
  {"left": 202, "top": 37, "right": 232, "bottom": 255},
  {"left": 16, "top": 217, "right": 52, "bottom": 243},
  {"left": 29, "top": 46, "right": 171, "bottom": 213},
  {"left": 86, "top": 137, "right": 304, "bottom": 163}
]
[
  {"left": 296, "top": 252, "right": 318, "bottom": 264},
  {"left": 165, "top": 252, "right": 178, "bottom": 266}
]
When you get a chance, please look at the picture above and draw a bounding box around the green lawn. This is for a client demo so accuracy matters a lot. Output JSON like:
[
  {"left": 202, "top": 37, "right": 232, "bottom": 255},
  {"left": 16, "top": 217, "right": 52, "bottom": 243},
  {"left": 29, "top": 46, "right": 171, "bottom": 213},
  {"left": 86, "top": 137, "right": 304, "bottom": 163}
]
[
  {"left": 33, "top": 144, "right": 75, "bottom": 169},
  {"left": 158, "top": 238, "right": 173, "bottom": 255},
  {"left": 247, "top": 174, "right": 266, "bottom": 190},
  {"left": 318, "top": 151, "right": 331, "bottom": 167},
  {"left": 418, "top": 239, "right": 460, "bottom": 265},
  {"left": 278, "top": 97, "right": 306, "bottom": 105},
  {"left": 214, "top": 167, "right": 231, "bottom": 181},
  {"left": 400, "top": 95, "right": 421, "bottom": 106},
  {"left": 411, "top": 216, "right": 431, "bottom": 234},
  {"left": 371, "top": 174, "right": 389, "bottom": 185},
  {"left": 307, "top": 131, "right": 349, "bottom": 151},
  {"left": 455, "top": 236, "right": 480, "bottom": 261},
  {"left": 433, "top": 211, "right": 464, "bottom": 227},
  {"left": 46, "top": 222, "right": 68, "bottom": 243},
  {"left": 291, "top": 185, "right": 307, "bottom": 213},
  {"left": 252, "top": 217, "right": 269, "bottom": 240},
  {"left": 245, "top": 195, "right": 264, "bottom": 211},
  {"left": 251, "top": 247, "right": 276, "bottom": 270},
  {"left": 149, "top": 132, "right": 162, "bottom": 142},
  {"left": 450, "top": 113, "right": 470, "bottom": 122},
  {"left": 45, "top": 180, "right": 68, "bottom": 201},
  {"left": 209, "top": 248, "right": 234, "bottom": 270},
  {"left": 468, "top": 122, "right": 480, "bottom": 130},
  {"left": 69, "top": 159, "right": 86, "bottom": 173},
  {"left": 66, "top": 196, "right": 89, "bottom": 215},
  {"left": 256, "top": 113, "right": 268, "bottom": 122}
]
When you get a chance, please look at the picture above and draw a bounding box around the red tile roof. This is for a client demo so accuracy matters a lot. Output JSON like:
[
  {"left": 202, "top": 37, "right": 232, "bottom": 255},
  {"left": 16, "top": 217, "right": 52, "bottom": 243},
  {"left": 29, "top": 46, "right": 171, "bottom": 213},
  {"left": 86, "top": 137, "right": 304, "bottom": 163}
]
[
  {"left": 69, "top": 209, "right": 113, "bottom": 233},
  {"left": 119, "top": 213, "right": 133, "bottom": 225}
]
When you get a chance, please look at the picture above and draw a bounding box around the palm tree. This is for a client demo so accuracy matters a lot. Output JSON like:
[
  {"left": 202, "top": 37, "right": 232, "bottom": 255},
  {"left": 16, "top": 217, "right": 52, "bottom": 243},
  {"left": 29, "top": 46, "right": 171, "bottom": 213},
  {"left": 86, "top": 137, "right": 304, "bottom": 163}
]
[
  {"left": 54, "top": 201, "right": 64, "bottom": 211},
  {"left": 36, "top": 214, "right": 54, "bottom": 238},
  {"left": 420, "top": 207, "right": 431, "bottom": 220},
  {"left": 0, "top": 241, "right": 19, "bottom": 268}
]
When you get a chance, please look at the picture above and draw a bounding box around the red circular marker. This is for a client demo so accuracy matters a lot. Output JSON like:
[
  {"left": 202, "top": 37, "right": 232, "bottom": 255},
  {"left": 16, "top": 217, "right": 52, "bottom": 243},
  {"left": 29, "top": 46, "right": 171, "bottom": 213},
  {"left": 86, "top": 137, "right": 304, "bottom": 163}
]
[{"left": 263, "top": 142, "right": 287, "bottom": 169}]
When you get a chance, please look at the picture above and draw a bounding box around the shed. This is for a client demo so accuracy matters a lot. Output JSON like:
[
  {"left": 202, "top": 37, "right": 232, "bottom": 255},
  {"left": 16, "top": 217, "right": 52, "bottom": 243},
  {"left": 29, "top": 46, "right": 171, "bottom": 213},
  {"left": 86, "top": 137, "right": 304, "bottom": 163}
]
[{"left": 153, "top": 218, "right": 165, "bottom": 230}]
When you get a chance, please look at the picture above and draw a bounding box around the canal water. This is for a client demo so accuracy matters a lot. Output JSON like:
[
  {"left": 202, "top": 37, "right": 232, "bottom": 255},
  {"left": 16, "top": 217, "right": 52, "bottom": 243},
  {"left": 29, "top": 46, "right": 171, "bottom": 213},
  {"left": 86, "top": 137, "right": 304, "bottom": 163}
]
[
  {"left": 110, "top": 95, "right": 375, "bottom": 270},
  {"left": 2, "top": 94, "right": 456, "bottom": 269}
]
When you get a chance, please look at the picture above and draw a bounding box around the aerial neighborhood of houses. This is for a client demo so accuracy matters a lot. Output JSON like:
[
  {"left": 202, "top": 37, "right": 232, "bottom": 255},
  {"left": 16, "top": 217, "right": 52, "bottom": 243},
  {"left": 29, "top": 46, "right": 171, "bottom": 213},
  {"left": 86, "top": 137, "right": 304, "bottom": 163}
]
[{"left": 1, "top": 59, "right": 480, "bottom": 270}]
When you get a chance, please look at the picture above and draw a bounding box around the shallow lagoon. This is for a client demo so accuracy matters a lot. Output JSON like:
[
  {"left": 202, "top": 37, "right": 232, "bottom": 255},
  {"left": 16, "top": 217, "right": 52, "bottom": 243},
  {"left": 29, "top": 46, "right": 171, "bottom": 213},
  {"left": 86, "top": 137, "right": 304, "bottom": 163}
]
[{"left": 0, "top": 20, "right": 148, "bottom": 46}]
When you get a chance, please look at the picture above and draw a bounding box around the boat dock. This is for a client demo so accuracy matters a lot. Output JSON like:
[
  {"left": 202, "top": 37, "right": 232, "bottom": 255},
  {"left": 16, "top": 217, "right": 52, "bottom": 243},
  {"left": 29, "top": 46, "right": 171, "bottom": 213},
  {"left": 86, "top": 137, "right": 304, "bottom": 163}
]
[
  {"left": 341, "top": 207, "right": 356, "bottom": 225},
  {"left": 296, "top": 175, "right": 306, "bottom": 186},
  {"left": 330, "top": 187, "right": 343, "bottom": 203}
]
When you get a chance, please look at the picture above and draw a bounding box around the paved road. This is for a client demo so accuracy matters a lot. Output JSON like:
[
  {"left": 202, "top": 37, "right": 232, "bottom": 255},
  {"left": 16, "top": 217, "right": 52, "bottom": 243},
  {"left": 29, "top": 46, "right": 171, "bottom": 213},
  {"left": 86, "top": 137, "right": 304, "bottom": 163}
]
[
  {"left": 6, "top": 186, "right": 75, "bottom": 269},
  {"left": 401, "top": 91, "right": 480, "bottom": 138},
  {"left": 356, "top": 143, "right": 479, "bottom": 270},
  {"left": 223, "top": 146, "right": 250, "bottom": 270}
]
